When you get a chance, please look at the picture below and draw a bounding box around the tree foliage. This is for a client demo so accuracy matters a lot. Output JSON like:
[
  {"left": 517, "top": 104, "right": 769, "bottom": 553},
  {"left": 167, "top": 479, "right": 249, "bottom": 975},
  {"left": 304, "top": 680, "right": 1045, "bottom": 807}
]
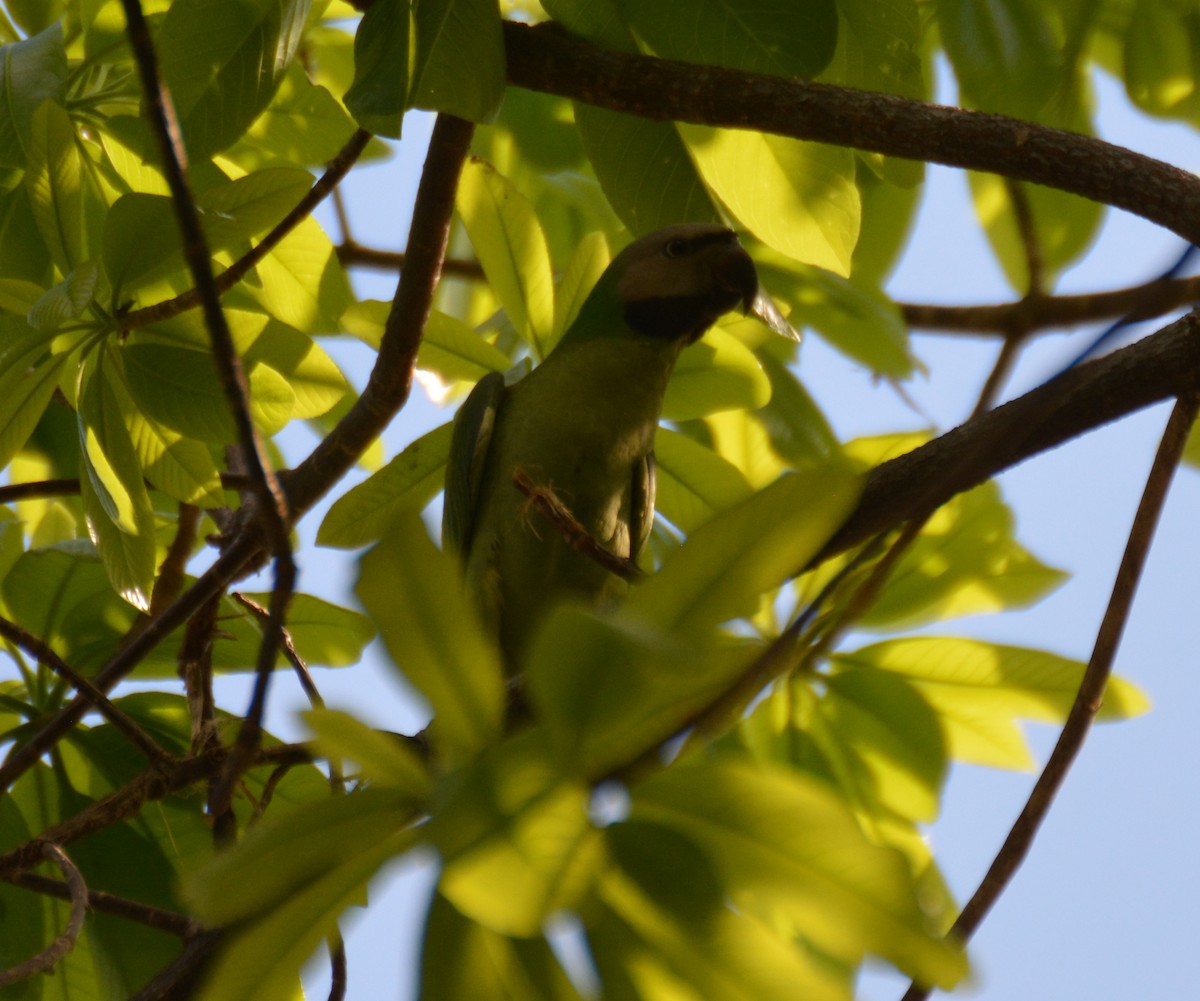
[{"left": 0, "top": 0, "right": 1194, "bottom": 998}]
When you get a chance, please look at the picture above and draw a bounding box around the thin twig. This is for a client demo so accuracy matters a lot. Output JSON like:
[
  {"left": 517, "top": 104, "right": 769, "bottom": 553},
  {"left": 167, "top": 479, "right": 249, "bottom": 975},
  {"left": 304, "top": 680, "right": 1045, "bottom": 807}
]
[
  {"left": 119, "top": 129, "right": 371, "bottom": 332},
  {"left": 233, "top": 593, "right": 325, "bottom": 708},
  {"left": 0, "top": 614, "right": 172, "bottom": 767},
  {"left": 328, "top": 932, "right": 348, "bottom": 1001},
  {"left": 335, "top": 241, "right": 487, "bottom": 280},
  {"left": 148, "top": 503, "right": 201, "bottom": 618},
  {"left": 900, "top": 393, "right": 1200, "bottom": 1001},
  {"left": 900, "top": 272, "right": 1200, "bottom": 333},
  {"left": 3, "top": 869, "right": 198, "bottom": 936},
  {"left": 0, "top": 743, "right": 312, "bottom": 877},
  {"left": 0, "top": 843, "right": 88, "bottom": 988}
]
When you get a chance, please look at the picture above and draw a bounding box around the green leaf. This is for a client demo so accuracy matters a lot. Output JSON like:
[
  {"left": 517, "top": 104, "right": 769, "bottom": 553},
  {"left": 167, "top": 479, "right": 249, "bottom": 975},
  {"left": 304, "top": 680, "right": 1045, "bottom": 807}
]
[
  {"left": 859, "top": 481, "right": 1068, "bottom": 628},
  {"left": 706, "top": 406, "right": 790, "bottom": 486},
  {"left": 834, "top": 637, "right": 1151, "bottom": 767},
  {"left": 101, "top": 193, "right": 182, "bottom": 295},
  {"left": 247, "top": 214, "right": 351, "bottom": 333},
  {"left": 457, "top": 158, "right": 556, "bottom": 355},
  {"left": 754, "top": 349, "right": 843, "bottom": 469},
  {"left": 550, "top": 231, "right": 611, "bottom": 345},
  {"left": 193, "top": 800, "right": 415, "bottom": 1001},
  {"left": 631, "top": 466, "right": 861, "bottom": 634},
  {"left": 828, "top": 0, "right": 924, "bottom": 99},
  {"left": 1, "top": 542, "right": 138, "bottom": 672},
  {"left": 198, "top": 167, "right": 316, "bottom": 246},
  {"left": 79, "top": 350, "right": 157, "bottom": 608},
  {"left": 679, "top": 126, "right": 861, "bottom": 275},
  {"left": 340, "top": 300, "right": 513, "bottom": 394},
  {"left": 763, "top": 259, "right": 912, "bottom": 376},
  {"left": 575, "top": 103, "right": 721, "bottom": 235},
  {"left": 420, "top": 893, "right": 585, "bottom": 1001},
  {"left": 304, "top": 708, "right": 432, "bottom": 797},
  {"left": 412, "top": 0, "right": 504, "bottom": 122},
  {"left": 0, "top": 183, "right": 52, "bottom": 287},
  {"left": 108, "top": 353, "right": 224, "bottom": 507},
  {"left": 1125, "top": 0, "right": 1200, "bottom": 120},
  {"left": 231, "top": 62, "right": 359, "bottom": 168},
  {"left": 969, "top": 172, "right": 1104, "bottom": 293},
  {"left": 344, "top": 0, "right": 410, "bottom": 137},
  {"left": 0, "top": 22, "right": 67, "bottom": 167},
  {"left": 937, "top": 0, "right": 1062, "bottom": 119},
  {"left": 25, "top": 98, "right": 84, "bottom": 272},
  {"left": 0, "top": 324, "right": 69, "bottom": 470},
  {"left": 820, "top": 669, "right": 948, "bottom": 823},
  {"left": 121, "top": 341, "right": 296, "bottom": 442},
  {"left": 189, "top": 788, "right": 412, "bottom": 926},
  {"left": 850, "top": 165, "right": 924, "bottom": 286},
  {"left": 594, "top": 822, "right": 851, "bottom": 1001},
  {"left": 621, "top": 0, "right": 838, "bottom": 78},
  {"left": 357, "top": 511, "right": 504, "bottom": 764},
  {"left": 631, "top": 758, "right": 967, "bottom": 988},
  {"left": 653, "top": 426, "right": 753, "bottom": 534},
  {"left": 526, "top": 607, "right": 756, "bottom": 777},
  {"left": 318, "top": 422, "right": 452, "bottom": 548},
  {"left": 429, "top": 730, "right": 599, "bottom": 936},
  {"left": 243, "top": 322, "right": 349, "bottom": 419},
  {"left": 664, "top": 327, "right": 772, "bottom": 420},
  {"left": 156, "top": 0, "right": 310, "bottom": 158},
  {"left": 104, "top": 171, "right": 314, "bottom": 298},
  {"left": 27, "top": 258, "right": 101, "bottom": 331}
]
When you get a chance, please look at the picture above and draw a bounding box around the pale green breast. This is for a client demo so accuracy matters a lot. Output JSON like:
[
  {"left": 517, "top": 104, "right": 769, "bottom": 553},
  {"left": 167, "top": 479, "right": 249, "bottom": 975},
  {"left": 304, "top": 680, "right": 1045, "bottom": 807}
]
[{"left": 464, "top": 336, "right": 681, "bottom": 664}]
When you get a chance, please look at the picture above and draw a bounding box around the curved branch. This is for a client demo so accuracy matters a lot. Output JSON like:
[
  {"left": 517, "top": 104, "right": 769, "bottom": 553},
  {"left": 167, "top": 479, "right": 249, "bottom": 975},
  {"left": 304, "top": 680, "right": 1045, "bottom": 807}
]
[
  {"left": 502, "top": 21, "right": 1200, "bottom": 244},
  {"left": 0, "top": 843, "right": 87, "bottom": 988}
]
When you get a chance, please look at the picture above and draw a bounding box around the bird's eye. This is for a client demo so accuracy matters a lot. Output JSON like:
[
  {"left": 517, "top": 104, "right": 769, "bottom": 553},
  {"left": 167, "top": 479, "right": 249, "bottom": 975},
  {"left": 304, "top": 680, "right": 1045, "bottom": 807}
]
[{"left": 663, "top": 238, "right": 689, "bottom": 258}]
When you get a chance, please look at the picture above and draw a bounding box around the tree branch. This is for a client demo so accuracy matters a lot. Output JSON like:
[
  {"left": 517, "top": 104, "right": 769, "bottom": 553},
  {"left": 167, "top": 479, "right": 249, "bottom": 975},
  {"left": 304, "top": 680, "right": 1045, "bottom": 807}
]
[
  {"left": 0, "top": 844, "right": 87, "bottom": 988},
  {"left": 3, "top": 869, "right": 198, "bottom": 937},
  {"left": 901, "top": 392, "right": 1200, "bottom": 1001},
  {"left": 815, "top": 310, "right": 1200, "bottom": 562},
  {"left": 503, "top": 21, "right": 1200, "bottom": 244},
  {"left": 284, "top": 114, "right": 475, "bottom": 514}
]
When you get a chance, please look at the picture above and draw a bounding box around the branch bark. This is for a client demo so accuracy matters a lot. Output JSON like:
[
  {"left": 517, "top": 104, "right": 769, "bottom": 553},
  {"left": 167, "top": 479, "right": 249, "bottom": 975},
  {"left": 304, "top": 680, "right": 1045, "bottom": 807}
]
[
  {"left": 502, "top": 21, "right": 1200, "bottom": 245},
  {"left": 815, "top": 309, "right": 1200, "bottom": 562}
]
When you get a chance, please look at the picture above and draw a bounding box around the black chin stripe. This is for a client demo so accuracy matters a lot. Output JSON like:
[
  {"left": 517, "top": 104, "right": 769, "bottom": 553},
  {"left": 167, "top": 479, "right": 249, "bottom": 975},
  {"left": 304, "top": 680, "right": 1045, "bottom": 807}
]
[{"left": 624, "top": 295, "right": 731, "bottom": 342}]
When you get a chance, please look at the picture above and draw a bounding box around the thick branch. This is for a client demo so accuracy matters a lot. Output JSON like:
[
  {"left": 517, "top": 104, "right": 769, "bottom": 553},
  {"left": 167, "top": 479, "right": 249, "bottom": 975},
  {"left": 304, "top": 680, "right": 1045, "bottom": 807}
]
[
  {"left": 503, "top": 22, "right": 1200, "bottom": 244},
  {"left": 284, "top": 115, "right": 475, "bottom": 514},
  {"left": 816, "top": 310, "right": 1200, "bottom": 562}
]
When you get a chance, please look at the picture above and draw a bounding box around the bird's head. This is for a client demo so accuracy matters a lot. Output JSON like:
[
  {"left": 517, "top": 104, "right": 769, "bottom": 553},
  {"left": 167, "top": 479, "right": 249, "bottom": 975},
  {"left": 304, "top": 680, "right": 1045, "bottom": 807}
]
[{"left": 608, "top": 224, "right": 759, "bottom": 346}]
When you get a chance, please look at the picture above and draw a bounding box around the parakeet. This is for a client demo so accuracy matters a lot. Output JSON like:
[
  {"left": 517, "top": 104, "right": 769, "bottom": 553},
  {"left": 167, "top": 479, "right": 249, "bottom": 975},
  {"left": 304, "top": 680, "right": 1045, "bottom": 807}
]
[{"left": 443, "top": 223, "right": 760, "bottom": 666}]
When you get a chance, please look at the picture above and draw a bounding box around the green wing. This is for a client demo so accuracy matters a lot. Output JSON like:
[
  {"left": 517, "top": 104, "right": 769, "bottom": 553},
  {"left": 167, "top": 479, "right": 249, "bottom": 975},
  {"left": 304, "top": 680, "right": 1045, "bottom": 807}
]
[{"left": 442, "top": 371, "right": 506, "bottom": 557}]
